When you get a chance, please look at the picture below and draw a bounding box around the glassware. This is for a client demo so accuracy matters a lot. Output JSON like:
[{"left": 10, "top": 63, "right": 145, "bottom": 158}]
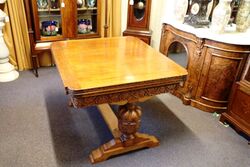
[
  {"left": 87, "top": 0, "right": 96, "bottom": 7},
  {"left": 77, "top": 0, "right": 85, "bottom": 8},
  {"left": 37, "top": 0, "right": 48, "bottom": 9},
  {"left": 42, "top": 20, "right": 58, "bottom": 36}
]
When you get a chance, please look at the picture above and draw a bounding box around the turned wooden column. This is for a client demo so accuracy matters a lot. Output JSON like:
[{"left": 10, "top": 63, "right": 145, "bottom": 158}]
[{"left": 118, "top": 103, "right": 142, "bottom": 145}]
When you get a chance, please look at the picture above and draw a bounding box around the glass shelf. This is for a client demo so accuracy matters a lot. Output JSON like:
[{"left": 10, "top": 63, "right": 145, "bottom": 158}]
[
  {"left": 38, "top": 8, "right": 60, "bottom": 12},
  {"left": 39, "top": 14, "right": 61, "bottom": 18},
  {"left": 77, "top": 7, "right": 98, "bottom": 11}
]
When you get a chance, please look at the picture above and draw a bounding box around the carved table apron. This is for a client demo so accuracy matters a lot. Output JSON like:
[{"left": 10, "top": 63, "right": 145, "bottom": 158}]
[{"left": 51, "top": 36, "right": 187, "bottom": 163}]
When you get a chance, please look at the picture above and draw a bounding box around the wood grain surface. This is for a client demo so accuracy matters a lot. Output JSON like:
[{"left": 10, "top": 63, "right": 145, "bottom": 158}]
[{"left": 51, "top": 36, "right": 187, "bottom": 91}]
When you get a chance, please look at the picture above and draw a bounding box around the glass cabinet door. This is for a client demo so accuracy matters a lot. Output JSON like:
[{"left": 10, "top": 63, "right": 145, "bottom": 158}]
[
  {"left": 36, "top": 0, "right": 62, "bottom": 38},
  {"left": 76, "top": 0, "right": 99, "bottom": 36}
]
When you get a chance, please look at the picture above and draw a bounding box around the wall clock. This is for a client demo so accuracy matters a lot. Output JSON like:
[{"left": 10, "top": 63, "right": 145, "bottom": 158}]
[{"left": 123, "top": 0, "right": 152, "bottom": 44}]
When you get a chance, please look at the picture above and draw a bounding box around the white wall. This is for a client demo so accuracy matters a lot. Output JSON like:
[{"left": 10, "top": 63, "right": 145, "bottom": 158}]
[{"left": 121, "top": 0, "right": 176, "bottom": 50}]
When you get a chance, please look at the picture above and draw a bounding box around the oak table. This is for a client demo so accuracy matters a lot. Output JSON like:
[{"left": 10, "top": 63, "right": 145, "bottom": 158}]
[{"left": 51, "top": 36, "right": 187, "bottom": 163}]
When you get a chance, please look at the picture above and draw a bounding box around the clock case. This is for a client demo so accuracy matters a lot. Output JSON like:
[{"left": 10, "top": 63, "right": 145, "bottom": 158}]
[
  {"left": 185, "top": 0, "right": 212, "bottom": 27},
  {"left": 123, "top": 0, "right": 152, "bottom": 44}
]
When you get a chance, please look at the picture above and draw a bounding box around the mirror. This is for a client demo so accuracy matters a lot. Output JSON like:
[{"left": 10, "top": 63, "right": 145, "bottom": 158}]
[
  {"left": 134, "top": 0, "right": 146, "bottom": 21},
  {"left": 167, "top": 42, "right": 188, "bottom": 68}
]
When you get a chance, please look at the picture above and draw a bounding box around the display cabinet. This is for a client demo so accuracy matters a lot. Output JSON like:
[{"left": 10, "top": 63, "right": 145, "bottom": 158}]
[{"left": 24, "top": 0, "right": 101, "bottom": 76}]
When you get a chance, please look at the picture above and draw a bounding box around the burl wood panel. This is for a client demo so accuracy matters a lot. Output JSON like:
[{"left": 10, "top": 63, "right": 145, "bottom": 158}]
[
  {"left": 160, "top": 23, "right": 250, "bottom": 113},
  {"left": 203, "top": 56, "right": 239, "bottom": 100},
  {"left": 220, "top": 80, "right": 250, "bottom": 137},
  {"left": 195, "top": 46, "right": 249, "bottom": 112},
  {"left": 197, "top": 49, "right": 247, "bottom": 101}
]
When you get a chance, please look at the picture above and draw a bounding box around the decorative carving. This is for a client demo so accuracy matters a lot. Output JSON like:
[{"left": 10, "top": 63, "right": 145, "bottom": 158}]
[
  {"left": 71, "top": 84, "right": 178, "bottom": 108},
  {"left": 185, "top": 86, "right": 193, "bottom": 99},
  {"left": 161, "top": 27, "right": 168, "bottom": 38},
  {"left": 118, "top": 103, "right": 142, "bottom": 146},
  {"left": 195, "top": 38, "right": 204, "bottom": 57},
  {"left": 89, "top": 102, "right": 159, "bottom": 164},
  {"left": 90, "top": 132, "right": 159, "bottom": 163}
]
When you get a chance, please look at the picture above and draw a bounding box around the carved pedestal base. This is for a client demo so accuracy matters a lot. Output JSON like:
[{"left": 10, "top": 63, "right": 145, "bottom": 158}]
[
  {"left": 90, "top": 103, "right": 159, "bottom": 164},
  {"left": 89, "top": 133, "right": 159, "bottom": 163}
]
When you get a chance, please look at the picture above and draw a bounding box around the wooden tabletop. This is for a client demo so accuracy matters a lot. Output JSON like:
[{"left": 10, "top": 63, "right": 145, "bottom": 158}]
[{"left": 51, "top": 36, "right": 187, "bottom": 91}]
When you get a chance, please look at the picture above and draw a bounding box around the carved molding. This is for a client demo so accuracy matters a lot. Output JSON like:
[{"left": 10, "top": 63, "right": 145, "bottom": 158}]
[
  {"left": 205, "top": 44, "right": 250, "bottom": 53},
  {"left": 166, "top": 25, "right": 197, "bottom": 43},
  {"left": 195, "top": 38, "right": 204, "bottom": 57},
  {"left": 161, "top": 27, "right": 167, "bottom": 38},
  {"left": 71, "top": 84, "right": 178, "bottom": 108}
]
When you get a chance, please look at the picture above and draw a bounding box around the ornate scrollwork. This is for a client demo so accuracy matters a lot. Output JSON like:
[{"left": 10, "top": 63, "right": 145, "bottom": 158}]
[
  {"left": 161, "top": 24, "right": 171, "bottom": 39},
  {"left": 71, "top": 84, "right": 178, "bottom": 108},
  {"left": 195, "top": 38, "right": 204, "bottom": 57}
]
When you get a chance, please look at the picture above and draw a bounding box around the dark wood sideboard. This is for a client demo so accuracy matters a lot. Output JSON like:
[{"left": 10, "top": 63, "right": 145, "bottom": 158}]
[{"left": 160, "top": 23, "right": 250, "bottom": 113}]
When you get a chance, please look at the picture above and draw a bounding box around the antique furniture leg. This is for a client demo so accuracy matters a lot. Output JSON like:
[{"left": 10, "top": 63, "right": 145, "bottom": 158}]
[
  {"left": 50, "top": 51, "right": 56, "bottom": 67},
  {"left": 89, "top": 103, "right": 159, "bottom": 164},
  {"left": 31, "top": 54, "right": 38, "bottom": 77}
]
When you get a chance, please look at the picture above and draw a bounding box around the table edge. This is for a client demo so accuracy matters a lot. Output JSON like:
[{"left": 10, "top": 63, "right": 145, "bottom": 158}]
[{"left": 69, "top": 75, "right": 187, "bottom": 108}]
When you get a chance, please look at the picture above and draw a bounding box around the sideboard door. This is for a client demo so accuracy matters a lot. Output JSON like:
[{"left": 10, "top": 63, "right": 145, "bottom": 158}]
[{"left": 194, "top": 46, "right": 248, "bottom": 112}]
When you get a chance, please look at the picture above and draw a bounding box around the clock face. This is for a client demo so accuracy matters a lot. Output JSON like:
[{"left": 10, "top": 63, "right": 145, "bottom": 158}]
[
  {"left": 191, "top": 3, "right": 200, "bottom": 15},
  {"left": 134, "top": 0, "right": 146, "bottom": 20}
]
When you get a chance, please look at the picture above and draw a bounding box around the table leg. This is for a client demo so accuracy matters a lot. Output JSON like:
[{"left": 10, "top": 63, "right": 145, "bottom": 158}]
[{"left": 89, "top": 103, "right": 159, "bottom": 164}]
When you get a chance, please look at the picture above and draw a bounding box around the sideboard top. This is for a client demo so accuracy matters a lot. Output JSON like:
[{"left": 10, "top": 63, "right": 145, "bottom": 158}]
[{"left": 163, "top": 19, "right": 250, "bottom": 46}]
